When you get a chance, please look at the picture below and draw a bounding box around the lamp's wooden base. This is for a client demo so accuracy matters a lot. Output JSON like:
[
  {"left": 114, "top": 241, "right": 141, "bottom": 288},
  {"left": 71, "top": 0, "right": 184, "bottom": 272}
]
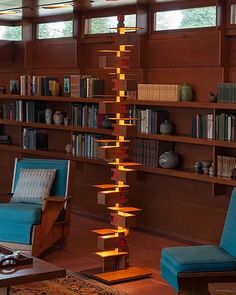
[{"left": 81, "top": 266, "right": 152, "bottom": 284}]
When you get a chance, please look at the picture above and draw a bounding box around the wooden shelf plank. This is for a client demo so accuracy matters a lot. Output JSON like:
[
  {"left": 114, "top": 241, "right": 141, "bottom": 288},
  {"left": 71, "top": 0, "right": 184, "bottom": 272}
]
[
  {"left": 0, "top": 144, "right": 106, "bottom": 166},
  {"left": 0, "top": 119, "right": 113, "bottom": 135},
  {"left": 0, "top": 94, "right": 114, "bottom": 103},
  {"left": 125, "top": 100, "right": 236, "bottom": 110},
  {"left": 138, "top": 166, "right": 236, "bottom": 186},
  {"left": 137, "top": 133, "right": 236, "bottom": 148}
]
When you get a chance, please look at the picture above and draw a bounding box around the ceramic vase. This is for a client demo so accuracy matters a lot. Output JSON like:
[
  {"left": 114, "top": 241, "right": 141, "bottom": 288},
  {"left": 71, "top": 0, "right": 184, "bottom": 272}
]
[
  {"left": 53, "top": 111, "right": 64, "bottom": 125},
  {"left": 180, "top": 82, "right": 193, "bottom": 101},
  {"left": 159, "top": 151, "right": 179, "bottom": 169},
  {"left": 45, "top": 108, "right": 52, "bottom": 125},
  {"left": 160, "top": 120, "right": 174, "bottom": 135}
]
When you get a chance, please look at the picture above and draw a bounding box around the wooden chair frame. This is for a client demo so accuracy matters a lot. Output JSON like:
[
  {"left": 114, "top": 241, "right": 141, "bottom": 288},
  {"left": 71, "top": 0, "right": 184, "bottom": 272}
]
[{"left": 0, "top": 159, "right": 75, "bottom": 257}]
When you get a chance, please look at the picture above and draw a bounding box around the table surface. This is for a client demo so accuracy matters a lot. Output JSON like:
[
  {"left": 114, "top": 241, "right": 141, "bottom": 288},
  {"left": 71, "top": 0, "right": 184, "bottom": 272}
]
[
  {"left": 0, "top": 257, "right": 66, "bottom": 287},
  {"left": 209, "top": 282, "right": 236, "bottom": 295}
]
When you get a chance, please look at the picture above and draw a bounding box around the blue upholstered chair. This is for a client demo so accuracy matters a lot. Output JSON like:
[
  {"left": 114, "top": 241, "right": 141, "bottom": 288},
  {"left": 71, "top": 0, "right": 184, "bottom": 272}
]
[
  {"left": 0, "top": 158, "right": 73, "bottom": 257},
  {"left": 160, "top": 187, "right": 236, "bottom": 295}
]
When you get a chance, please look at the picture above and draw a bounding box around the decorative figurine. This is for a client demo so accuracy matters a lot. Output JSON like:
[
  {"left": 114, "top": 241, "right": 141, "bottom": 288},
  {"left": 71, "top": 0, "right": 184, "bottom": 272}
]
[
  {"left": 160, "top": 120, "right": 174, "bottom": 135},
  {"left": 159, "top": 151, "right": 179, "bottom": 169}
]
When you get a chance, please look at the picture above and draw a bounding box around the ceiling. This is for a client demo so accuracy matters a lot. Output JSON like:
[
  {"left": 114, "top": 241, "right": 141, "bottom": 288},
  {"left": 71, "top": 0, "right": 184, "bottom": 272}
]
[{"left": 0, "top": 0, "right": 179, "bottom": 20}]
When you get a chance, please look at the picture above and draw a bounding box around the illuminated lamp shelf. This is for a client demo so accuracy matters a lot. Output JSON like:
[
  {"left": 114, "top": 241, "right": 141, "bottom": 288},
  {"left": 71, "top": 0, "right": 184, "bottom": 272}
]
[
  {"left": 93, "top": 184, "right": 129, "bottom": 190},
  {"left": 108, "top": 207, "right": 141, "bottom": 213},
  {"left": 99, "top": 101, "right": 127, "bottom": 114},
  {"left": 93, "top": 229, "right": 128, "bottom": 235},
  {"left": 111, "top": 167, "right": 135, "bottom": 182},
  {"left": 96, "top": 250, "right": 128, "bottom": 258},
  {"left": 112, "top": 124, "right": 137, "bottom": 137},
  {"left": 108, "top": 161, "right": 142, "bottom": 167}
]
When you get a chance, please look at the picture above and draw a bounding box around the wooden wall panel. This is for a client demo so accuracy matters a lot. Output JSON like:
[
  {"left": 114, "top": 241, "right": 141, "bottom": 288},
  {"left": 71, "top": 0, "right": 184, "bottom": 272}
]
[
  {"left": 227, "top": 37, "right": 236, "bottom": 67},
  {"left": 31, "top": 39, "right": 77, "bottom": 69},
  {"left": 148, "top": 67, "right": 223, "bottom": 100},
  {"left": 148, "top": 31, "right": 220, "bottom": 68},
  {"left": 128, "top": 173, "right": 228, "bottom": 244}
]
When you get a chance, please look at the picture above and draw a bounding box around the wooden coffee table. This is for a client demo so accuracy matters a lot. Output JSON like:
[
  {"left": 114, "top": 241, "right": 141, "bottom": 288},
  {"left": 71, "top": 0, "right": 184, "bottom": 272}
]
[
  {"left": 209, "top": 282, "right": 236, "bottom": 295},
  {"left": 0, "top": 256, "right": 66, "bottom": 295}
]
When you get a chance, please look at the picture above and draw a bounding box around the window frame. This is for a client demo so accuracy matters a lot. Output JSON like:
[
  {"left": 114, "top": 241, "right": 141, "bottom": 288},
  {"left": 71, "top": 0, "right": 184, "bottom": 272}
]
[
  {"left": 36, "top": 19, "right": 74, "bottom": 40},
  {"left": 151, "top": 1, "right": 217, "bottom": 34}
]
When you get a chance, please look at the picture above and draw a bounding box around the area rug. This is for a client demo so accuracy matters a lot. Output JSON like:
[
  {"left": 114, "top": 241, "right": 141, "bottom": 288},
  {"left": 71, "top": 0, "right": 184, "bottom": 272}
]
[{"left": 10, "top": 271, "right": 128, "bottom": 295}]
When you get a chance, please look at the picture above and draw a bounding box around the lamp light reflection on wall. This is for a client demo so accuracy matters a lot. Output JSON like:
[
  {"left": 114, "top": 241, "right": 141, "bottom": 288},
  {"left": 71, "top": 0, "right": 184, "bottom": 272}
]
[{"left": 41, "top": 3, "right": 72, "bottom": 9}]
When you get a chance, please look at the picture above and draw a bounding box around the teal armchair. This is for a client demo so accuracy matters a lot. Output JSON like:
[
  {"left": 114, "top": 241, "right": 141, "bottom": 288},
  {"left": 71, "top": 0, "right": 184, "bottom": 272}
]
[
  {"left": 160, "top": 188, "right": 236, "bottom": 295},
  {"left": 0, "top": 158, "right": 73, "bottom": 257}
]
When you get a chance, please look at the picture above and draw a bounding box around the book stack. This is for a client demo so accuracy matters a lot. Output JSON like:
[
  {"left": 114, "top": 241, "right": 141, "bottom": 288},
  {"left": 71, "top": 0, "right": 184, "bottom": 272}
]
[
  {"left": 20, "top": 75, "right": 59, "bottom": 96},
  {"left": 215, "top": 113, "right": 236, "bottom": 141},
  {"left": 71, "top": 103, "right": 98, "bottom": 128},
  {"left": 70, "top": 75, "right": 104, "bottom": 98},
  {"left": 71, "top": 133, "right": 101, "bottom": 158},
  {"left": 23, "top": 128, "right": 48, "bottom": 150},
  {"left": 132, "top": 138, "right": 172, "bottom": 167},
  {"left": 135, "top": 108, "right": 169, "bottom": 134},
  {"left": 0, "top": 101, "right": 46, "bottom": 123},
  {"left": 217, "top": 83, "right": 236, "bottom": 103},
  {"left": 191, "top": 113, "right": 214, "bottom": 139},
  {"left": 138, "top": 84, "right": 181, "bottom": 101},
  {"left": 217, "top": 155, "right": 236, "bottom": 177}
]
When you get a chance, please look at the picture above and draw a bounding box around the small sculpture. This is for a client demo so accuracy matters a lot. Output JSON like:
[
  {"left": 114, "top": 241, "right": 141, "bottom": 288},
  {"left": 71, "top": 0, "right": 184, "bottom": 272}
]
[
  {"left": 160, "top": 120, "right": 174, "bottom": 135},
  {"left": 194, "top": 162, "right": 203, "bottom": 174},
  {"left": 180, "top": 82, "right": 193, "bottom": 101},
  {"left": 209, "top": 92, "right": 217, "bottom": 103},
  {"left": 159, "top": 151, "right": 179, "bottom": 169},
  {"left": 45, "top": 108, "right": 52, "bottom": 125},
  {"left": 53, "top": 111, "right": 64, "bottom": 125}
]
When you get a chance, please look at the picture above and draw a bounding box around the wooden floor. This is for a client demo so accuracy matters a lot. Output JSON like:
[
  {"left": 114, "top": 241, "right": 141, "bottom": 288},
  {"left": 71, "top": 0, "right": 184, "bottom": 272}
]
[{"left": 43, "top": 212, "right": 189, "bottom": 295}]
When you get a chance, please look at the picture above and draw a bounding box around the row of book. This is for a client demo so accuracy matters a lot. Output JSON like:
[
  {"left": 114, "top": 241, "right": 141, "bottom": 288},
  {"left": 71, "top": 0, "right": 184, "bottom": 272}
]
[
  {"left": 71, "top": 103, "right": 109, "bottom": 128},
  {"left": 66, "top": 75, "right": 104, "bottom": 98},
  {"left": 71, "top": 133, "right": 101, "bottom": 158},
  {"left": 191, "top": 112, "right": 236, "bottom": 142},
  {"left": 217, "top": 155, "right": 236, "bottom": 178},
  {"left": 0, "top": 101, "right": 46, "bottom": 123},
  {"left": 217, "top": 83, "right": 236, "bottom": 103},
  {"left": 135, "top": 108, "right": 168, "bottom": 134},
  {"left": 132, "top": 138, "right": 172, "bottom": 168},
  {"left": 191, "top": 113, "right": 214, "bottom": 139},
  {"left": 138, "top": 84, "right": 181, "bottom": 102},
  {"left": 10, "top": 76, "right": 59, "bottom": 96},
  {"left": 23, "top": 128, "right": 48, "bottom": 150},
  {"left": 215, "top": 113, "right": 236, "bottom": 142}
]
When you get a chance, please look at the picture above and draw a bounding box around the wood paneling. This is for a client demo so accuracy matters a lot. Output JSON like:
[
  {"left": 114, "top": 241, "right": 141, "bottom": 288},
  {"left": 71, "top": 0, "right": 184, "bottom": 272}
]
[
  {"left": 31, "top": 39, "right": 77, "bottom": 69},
  {"left": 148, "top": 31, "right": 220, "bottom": 67}
]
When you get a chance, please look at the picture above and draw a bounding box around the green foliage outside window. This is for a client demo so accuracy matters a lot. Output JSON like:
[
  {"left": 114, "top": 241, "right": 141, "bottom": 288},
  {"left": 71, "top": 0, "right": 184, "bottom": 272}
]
[
  {"left": 37, "top": 20, "right": 73, "bottom": 39},
  {"left": 155, "top": 6, "right": 216, "bottom": 31},
  {"left": 0, "top": 26, "right": 22, "bottom": 41},
  {"left": 86, "top": 14, "right": 136, "bottom": 34}
]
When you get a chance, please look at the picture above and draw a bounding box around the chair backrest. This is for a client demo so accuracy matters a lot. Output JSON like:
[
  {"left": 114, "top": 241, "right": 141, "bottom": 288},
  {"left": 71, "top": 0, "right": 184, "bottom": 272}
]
[
  {"left": 220, "top": 187, "right": 236, "bottom": 257},
  {"left": 12, "top": 158, "right": 70, "bottom": 197}
]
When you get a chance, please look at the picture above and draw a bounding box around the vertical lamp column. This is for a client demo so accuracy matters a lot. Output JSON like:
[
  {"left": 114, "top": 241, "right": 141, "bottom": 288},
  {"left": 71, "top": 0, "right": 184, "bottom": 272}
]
[{"left": 83, "top": 16, "right": 151, "bottom": 284}]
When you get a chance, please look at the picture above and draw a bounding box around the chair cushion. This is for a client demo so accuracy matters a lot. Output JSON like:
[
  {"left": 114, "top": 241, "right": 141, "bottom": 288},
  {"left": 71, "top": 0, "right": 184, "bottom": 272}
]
[
  {"left": 11, "top": 168, "right": 56, "bottom": 204},
  {"left": 0, "top": 203, "right": 42, "bottom": 224},
  {"left": 160, "top": 245, "right": 236, "bottom": 291}
]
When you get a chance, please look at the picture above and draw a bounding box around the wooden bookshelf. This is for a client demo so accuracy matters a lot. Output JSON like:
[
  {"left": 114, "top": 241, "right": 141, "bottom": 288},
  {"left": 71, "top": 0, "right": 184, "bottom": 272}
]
[
  {"left": 0, "top": 119, "right": 113, "bottom": 135},
  {"left": 126, "top": 100, "right": 236, "bottom": 110},
  {"left": 0, "top": 94, "right": 115, "bottom": 103},
  {"left": 137, "top": 166, "right": 236, "bottom": 187},
  {"left": 137, "top": 133, "right": 236, "bottom": 148},
  {"left": 0, "top": 144, "right": 107, "bottom": 166}
]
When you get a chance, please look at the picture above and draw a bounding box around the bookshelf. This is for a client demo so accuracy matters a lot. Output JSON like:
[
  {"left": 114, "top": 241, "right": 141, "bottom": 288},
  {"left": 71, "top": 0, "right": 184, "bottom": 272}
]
[
  {"left": 0, "top": 93, "right": 114, "bottom": 165},
  {"left": 126, "top": 99, "right": 236, "bottom": 196}
]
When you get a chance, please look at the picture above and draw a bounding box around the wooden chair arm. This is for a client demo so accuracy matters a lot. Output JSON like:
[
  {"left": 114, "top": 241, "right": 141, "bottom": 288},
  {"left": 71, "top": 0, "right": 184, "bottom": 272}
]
[
  {"left": 0, "top": 192, "right": 13, "bottom": 196},
  {"left": 43, "top": 196, "right": 72, "bottom": 203}
]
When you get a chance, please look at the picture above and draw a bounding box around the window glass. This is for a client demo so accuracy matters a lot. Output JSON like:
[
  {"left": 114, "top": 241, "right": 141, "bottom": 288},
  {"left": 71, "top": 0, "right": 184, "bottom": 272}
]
[
  {"left": 0, "top": 26, "right": 22, "bottom": 41},
  {"left": 154, "top": 6, "right": 216, "bottom": 31},
  {"left": 37, "top": 20, "right": 73, "bottom": 39},
  {"left": 231, "top": 4, "right": 236, "bottom": 24},
  {"left": 85, "top": 14, "right": 136, "bottom": 34}
]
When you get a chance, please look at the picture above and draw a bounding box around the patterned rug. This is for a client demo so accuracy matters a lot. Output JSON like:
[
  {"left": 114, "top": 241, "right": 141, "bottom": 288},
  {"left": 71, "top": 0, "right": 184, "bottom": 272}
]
[{"left": 10, "top": 271, "right": 128, "bottom": 295}]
